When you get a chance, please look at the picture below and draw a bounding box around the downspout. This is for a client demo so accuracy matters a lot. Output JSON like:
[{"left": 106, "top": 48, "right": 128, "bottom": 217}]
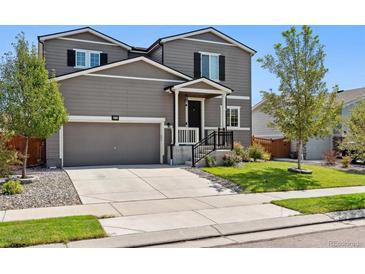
[
  {"left": 160, "top": 42, "right": 164, "bottom": 64},
  {"left": 37, "top": 37, "right": 45, "bottom": 61},
  {"left": 225, "top": 93, "right": 228, "bottom": 131},
  {"left": 170, "top": 88, "right": 175, "bottom": 165}
]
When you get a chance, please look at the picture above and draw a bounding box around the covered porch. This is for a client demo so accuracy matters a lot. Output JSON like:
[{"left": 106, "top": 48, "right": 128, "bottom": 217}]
[{"left": 165, "top": 77, "right": 233, "bottom": 146}]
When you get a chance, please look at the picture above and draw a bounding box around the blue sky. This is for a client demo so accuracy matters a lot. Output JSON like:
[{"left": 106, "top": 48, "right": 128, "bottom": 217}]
[{"left": 0, "top": 25, "right": 364, "bottom": 104}]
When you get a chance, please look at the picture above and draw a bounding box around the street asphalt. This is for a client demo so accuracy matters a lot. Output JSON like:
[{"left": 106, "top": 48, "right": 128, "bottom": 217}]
[{"left": 224, "top": 225, "right": 365, "bottom": 248}]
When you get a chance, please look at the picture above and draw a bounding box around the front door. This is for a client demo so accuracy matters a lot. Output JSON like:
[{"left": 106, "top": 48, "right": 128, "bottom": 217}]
[{"left": 188, "top": 100, "right": 202, "bottom": 140}]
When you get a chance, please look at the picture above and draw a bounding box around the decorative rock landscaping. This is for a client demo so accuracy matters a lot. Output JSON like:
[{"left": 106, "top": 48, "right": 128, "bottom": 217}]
[
  {"left": 0, "top": 168, "right": 81, "bottom": 210},
  {"left": 186, "top": 167, "right": 243, "bottom": 193}
]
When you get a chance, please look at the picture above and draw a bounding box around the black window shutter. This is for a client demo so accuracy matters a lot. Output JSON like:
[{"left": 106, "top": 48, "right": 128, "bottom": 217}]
[
  {"left": 193, "top": 52, "right": 201, "bottom": 78},
  {"left": 67, "top": 50, "right": 76, "bottom": 67},
  {"left": 100, "top": 53, "right": 108, "bottom": 65},
  {"left": 219, "top": 55, "right": 225, "bottom": 81}
]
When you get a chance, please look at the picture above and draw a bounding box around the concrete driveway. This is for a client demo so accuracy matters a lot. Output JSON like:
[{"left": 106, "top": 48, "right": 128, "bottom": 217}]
[{"left": 65, "top": 165, "right": 234, "bottom": 204}]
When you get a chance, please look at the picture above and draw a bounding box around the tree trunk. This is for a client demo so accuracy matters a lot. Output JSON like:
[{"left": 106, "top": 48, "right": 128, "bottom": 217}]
[
  {"left": 22, "top": 137, "right": 29, "bottom": 178},
  {"left": 297, "top": 140, "right": 302, "bottom": 170}
]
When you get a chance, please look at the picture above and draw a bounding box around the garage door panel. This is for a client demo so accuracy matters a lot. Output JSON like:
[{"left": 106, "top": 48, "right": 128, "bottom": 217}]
[{"left": 64, "top": 123, "right": 160, "bottom": 166}]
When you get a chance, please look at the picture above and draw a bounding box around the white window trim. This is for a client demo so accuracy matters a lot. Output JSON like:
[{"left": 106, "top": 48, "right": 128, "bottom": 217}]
[
  {"left": 74, "top": 49, "right": 102, "bottom": 69},
  {"left": 223, "top": 106, "right": 240, "bottom": 129},
  {"left": 200, "top": 52, "right": 220, "bottom": 82}
]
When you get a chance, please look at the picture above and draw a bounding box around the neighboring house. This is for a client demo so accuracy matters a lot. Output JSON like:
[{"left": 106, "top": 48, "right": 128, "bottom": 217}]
[
  {"left": 38, "top": 27, "right": 256, "bottom": 167},
  {"left": 252, "top": 87, "right": 365, "bottom": 160}
]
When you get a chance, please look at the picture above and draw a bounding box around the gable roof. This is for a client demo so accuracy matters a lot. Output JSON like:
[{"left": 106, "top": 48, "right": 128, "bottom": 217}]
[
  {"left": 40, "top": 26, "right": 256, "bottom": 56},
  {"left": 165, "top": 77, "right": 233, "bottom": 94},
  {"left": 337, "top": 87, "right": 365, "bottom": 106},
  {"left": 54, "top": 56, "right": 192, "bottom": 82},
  {"left": 252, "top": 99, "right": 266, "bottom": 111},
  {"left": 134, "top": 27, "right": 257, "bottom": 55},
  {"left": 38, "top": 27, "right": 132, "bottom": 50}
]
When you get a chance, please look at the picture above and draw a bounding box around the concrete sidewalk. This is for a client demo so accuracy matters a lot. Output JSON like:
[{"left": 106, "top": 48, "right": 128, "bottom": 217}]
[
  {"left": 35, "top": 209, "right": 365, "bottom": 248},
  {"left": 3, "top": 185, "right": 365, "bottom": 248},
  {"left": 2, "top": 185, "right": 365, "bottom": 223}
]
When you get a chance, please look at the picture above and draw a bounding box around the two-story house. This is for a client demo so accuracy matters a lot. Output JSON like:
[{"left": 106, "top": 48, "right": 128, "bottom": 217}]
[{"left": 38, "top": 27, "right": 256, "bottom": 167}]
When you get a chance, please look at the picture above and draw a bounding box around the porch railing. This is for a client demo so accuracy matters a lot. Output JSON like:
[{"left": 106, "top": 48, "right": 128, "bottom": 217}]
[
  {"left": 192, "top": 129, "right": 234, "bottom": 167},
  {"left": 177, "top": 127, "right": 199, "bottom": 145}
]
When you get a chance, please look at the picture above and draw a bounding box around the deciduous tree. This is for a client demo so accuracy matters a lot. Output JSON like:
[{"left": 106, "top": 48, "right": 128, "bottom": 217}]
[
  {"left": 0, "top": 33, "right": 67, "bottom": 178},
  {"left": 258, "top": 26, "right": 342, "bottom": 170}
]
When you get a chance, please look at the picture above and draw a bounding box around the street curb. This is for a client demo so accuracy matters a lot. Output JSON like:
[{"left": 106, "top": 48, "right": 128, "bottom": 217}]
[
  {"left": 66, "top": 209, "right": 365, "bottom": 248},
  {"left": 67, "top": 225, "right": 220, "bottom": 248}
]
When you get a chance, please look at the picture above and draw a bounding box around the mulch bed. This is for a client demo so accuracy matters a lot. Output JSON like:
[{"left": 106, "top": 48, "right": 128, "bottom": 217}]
[{"left": 0, "top": 168, "right": 81, "bottom": 211}]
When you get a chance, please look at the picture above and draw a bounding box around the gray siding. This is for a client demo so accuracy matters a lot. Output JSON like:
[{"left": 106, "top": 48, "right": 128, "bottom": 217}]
[
  {"left": 178, "top": 95, "right": 186, "bottom": 127},
  {"left": 233, "top": 130, "right": 251, "bottom": 147},
  {"left": 186, "top": 81, "right": 217, "bottom": 89},
  {"left": 45, "top": 61, "right": 187, "bottom": 166},
  {"left": 163, "top": 39, "right": 251, "bottom": 97},
  {"left": 43, "top": 38, "right": 128, "bottom": 76},
  {"left": 189, "top": 32, "right": 229, "bottom": 43},
  {"left": 46, "top": 132, "right": 60, "bottom": 167},
  {"left": 205, "top": 98, "right": 251, "bottom": 128},
  {"left": 148, "top": 46, "right": 163, "bottom": 63},
  {"left": 59, "top": 75, "right": 176, "bottom": 118},
  {"left": 128, "top": 52, "right": 147, "bottom": 58},
  {"left": 92, "top": 60, "right": 182, "bottom": 80},
  {"left": 67, "top": 32, "right": 111, "bottom": 43}
]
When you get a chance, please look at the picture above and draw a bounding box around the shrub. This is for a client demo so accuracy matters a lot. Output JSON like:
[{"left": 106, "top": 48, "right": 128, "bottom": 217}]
[
  {"left": 0, "top": 133, "right": 21, "bottom": 177},
  {"left": 341, "top": 156, "right": 352, "bottom": 168},
  {"left": 205, "top": 155, "right": 216, "bottom": 167},
  {"left": 262, "top": 152, "right": 271, "bottom": 161},
  {"left": 233, "top": 142, "right": 244, "bottom": 156},
  {"left": 233, "top": 142, "right": 250, "bottom": 162},
  {"left": 222, "top": 153, "right": 242, "bottom": 167},
  {"left": 241, "top": 148, "right": 251, "bottom": 162},
  {"left": 248, "top": 143, "right": 266, "bottom": 161},
  {"left": 323, "top": 150, "right": 337, "bottom": 165},
  {"left": 2, "top": 180, "right": 23, "bottom": 195}
]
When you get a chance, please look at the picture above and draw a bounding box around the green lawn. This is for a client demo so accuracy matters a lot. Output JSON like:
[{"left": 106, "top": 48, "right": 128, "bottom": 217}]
[
  {"left": 203, "top": 161, "right": 365, "bottom": 193},
  {"left": 272, "top": 193, "right": 365, "bottom": 214},
  {"left": 0, "top": 215, "right": 106, "bottom": 248}
]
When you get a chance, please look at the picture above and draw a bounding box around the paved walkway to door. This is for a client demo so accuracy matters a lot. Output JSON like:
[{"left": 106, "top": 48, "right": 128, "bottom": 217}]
[{"left": 65, "top": 165, "right": 235, "bottom": 204}]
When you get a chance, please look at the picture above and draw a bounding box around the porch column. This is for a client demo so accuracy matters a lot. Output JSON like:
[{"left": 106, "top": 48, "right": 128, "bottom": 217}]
[
  {"left": 174, "top": 90, "right": 179, "bottom": 145},
  {"left": 221, "top": 93, "right": 226, "bottom": 128}
]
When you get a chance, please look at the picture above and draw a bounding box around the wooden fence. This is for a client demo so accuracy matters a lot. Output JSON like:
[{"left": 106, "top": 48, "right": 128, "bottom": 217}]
[
  {"left": 8, "top": 136, "right": 46, "bottom": 167},
  {"left": 252, "top": 136, "right": 291, "bottom": 158}
]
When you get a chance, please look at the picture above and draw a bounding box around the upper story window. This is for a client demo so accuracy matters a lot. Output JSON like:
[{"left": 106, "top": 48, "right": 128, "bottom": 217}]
[
  {"left": 90, "top": 53, "right": 100, "bottom": 67},
  {"left": 200, "top": 52, "right": 220, "bottom": 81},
  {"left": 226, "top": 106, "right": 240, "bottom": 128},
  {"left": 67, "top": 49, "right": 107, "bottom": 68},
  {"left": 74, "top": 49, "right": 101, "bottom": 68},
  {"left": 76, "top": 51, "right": 86, "bottom": 67},
  {"left": 194, "top": 52, "right": 225, "bottom": 81}
]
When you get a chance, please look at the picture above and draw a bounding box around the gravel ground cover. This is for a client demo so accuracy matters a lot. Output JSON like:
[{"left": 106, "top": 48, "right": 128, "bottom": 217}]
[
  {"left": 0, "top": 168, "right": 81, "bottom": 211},
  {"left": 186, "top": 167, "right": 243, "bottom": 193}
]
